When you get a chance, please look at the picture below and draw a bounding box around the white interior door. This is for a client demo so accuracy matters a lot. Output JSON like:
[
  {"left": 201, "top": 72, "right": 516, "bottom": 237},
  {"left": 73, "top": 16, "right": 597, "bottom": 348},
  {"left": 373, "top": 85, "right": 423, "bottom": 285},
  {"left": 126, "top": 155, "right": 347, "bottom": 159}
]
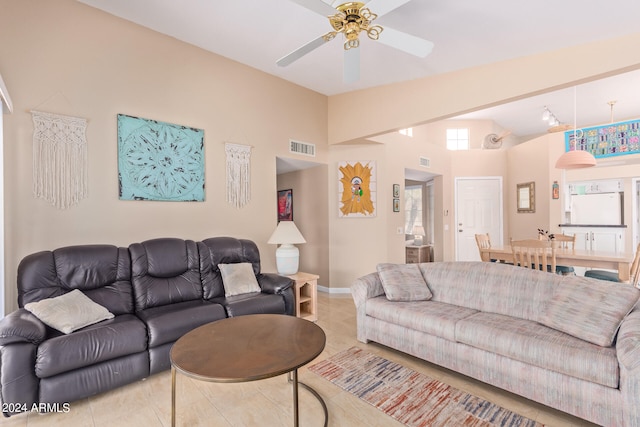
[{"left": 455, "top": 177, "right": 503, "bottom": 261}]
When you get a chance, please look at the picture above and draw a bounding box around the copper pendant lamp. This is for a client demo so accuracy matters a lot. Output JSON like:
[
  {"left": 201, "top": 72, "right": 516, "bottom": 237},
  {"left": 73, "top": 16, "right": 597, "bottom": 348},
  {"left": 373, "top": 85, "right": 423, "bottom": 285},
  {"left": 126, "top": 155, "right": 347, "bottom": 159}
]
[{"left": 555, "top": 87, "right": 596, "bottom": 169}]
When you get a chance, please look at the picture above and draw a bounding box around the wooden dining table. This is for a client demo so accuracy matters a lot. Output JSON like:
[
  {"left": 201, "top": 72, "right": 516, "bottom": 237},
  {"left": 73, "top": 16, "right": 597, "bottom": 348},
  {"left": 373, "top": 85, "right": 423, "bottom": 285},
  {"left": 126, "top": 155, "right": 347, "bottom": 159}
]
[{"left": 479, "top": 245, "right": 635, "bottom": 282}]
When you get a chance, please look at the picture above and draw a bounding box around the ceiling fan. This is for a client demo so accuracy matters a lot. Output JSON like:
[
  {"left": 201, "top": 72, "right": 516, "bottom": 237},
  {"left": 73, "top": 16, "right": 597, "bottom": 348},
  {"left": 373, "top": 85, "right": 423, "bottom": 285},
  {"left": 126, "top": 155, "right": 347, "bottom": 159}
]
[
  {"left": 276, "top": 0, "right": 434, "bottom": 83},
  {"left": 482, "top": 131, "right": 511, "bottom": 149}
]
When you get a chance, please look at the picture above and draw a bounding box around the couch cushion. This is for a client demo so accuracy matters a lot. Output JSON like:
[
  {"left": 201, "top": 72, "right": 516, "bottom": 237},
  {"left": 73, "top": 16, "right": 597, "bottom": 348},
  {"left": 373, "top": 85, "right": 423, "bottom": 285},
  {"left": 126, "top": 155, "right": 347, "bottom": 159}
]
[
  {"left": 218, "top": 263, "right": 261, "bottom": 296},
  {"left": 419, "top": 262, "right": 560, "bottom": 322},
  {"left": 211, "top": 293, "right": 286, "bottom": 317},
  {"left": 18, "top": 245, "right": 134, "bottom": 315},
  {"left": 538, "top": 276, "right": 640, "bottom": 347},
  {"left": 366, "top": 296, "right": 478, "bottom": 342},
  {"left": 24, "top": 289, "right": 114, "bottom": 334},
  {"left": 198, "top": 237, "right": 262, "bottom": 300},
  {"left": 455, "top": 312, "right": 619, "bottom": 388},
  {"left": 35, "top": 314, "right": 147, "bottom": 378},
  {"left": 376, "top": 263, "right": 432, "bottom": 301},
  {"left": 135, "top": 299, "right": 226, "bottom": 347},
  {"left": 129, "top": 238, "right": 202, "bottom": 311}
]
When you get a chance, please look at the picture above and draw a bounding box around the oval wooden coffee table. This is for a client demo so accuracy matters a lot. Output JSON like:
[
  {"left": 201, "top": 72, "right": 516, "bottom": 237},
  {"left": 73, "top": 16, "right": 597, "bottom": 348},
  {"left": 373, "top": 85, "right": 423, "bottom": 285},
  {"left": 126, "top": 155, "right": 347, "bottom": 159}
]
[{"left": 170, "top": 314, "right": 327, "bottom": 427}]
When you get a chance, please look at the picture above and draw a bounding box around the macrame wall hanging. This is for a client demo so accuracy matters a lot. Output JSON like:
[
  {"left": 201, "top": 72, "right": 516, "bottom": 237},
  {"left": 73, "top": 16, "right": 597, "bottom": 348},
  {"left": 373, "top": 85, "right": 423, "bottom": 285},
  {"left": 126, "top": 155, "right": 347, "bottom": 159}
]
[
  {"left": 31, "top": 110, "right": 88, "bottom": 209},
  {"left": 224, "top": 142, "right": 252, "bottom": 208}
]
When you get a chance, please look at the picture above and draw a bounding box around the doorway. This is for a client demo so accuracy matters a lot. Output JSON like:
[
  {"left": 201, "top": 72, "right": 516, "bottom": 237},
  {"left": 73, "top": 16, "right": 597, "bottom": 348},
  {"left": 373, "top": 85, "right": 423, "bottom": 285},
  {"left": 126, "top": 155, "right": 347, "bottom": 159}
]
[
  {"left": 455, "top": 177, "right": 503, "bottom": 261},
  {"left": 405, "top": 168, "right": 439, "bottom": 261}
]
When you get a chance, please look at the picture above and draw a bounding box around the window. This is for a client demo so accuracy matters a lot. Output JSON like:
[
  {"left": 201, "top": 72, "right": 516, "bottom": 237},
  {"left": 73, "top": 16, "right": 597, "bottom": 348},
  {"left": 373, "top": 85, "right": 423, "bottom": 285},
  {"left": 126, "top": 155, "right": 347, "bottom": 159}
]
[
  {"left": 404, "top": 185, "right": 423, "bottom": 235},
  {"left": 405, "top": 182, "right": 435, "bottom": 245},
  {"left": 446, "top": 128, "right": 469, "bottom": 150}
]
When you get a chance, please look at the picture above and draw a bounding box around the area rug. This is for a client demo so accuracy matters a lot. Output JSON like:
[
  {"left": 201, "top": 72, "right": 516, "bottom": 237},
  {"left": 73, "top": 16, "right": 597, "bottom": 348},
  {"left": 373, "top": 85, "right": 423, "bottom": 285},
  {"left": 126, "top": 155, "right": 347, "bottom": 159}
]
[{"left": 308, "top": 347, "right": 543, "bottom": 427}]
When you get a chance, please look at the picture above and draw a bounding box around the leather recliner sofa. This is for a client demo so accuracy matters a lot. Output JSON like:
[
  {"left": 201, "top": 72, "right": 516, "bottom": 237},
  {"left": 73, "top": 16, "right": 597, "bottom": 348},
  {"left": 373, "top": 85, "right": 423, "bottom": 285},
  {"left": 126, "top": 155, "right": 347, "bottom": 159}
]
[{"left": 0, "top": 236, "right": 294, "bottom": 417}]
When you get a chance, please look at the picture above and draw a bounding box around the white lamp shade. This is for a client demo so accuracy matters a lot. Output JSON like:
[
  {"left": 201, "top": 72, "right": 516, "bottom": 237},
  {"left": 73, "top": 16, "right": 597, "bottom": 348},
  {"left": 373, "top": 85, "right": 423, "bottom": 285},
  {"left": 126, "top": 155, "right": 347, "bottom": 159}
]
[
  {"left": 268, "top": 221, "right": 306, "bottom": 244},
  {"left": 413, "top": 226, "right": 425, "bottom": 236},
  {"left": 268, "top": 221, "right": 306, "bottom": 275},
  {"left": 555, "top": 150, "right": 597, "bottom": 169}
]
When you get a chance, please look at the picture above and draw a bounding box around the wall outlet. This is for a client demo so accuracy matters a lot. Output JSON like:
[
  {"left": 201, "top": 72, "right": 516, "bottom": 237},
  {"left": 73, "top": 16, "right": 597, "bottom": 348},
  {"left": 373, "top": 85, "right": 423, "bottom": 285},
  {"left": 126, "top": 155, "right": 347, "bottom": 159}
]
[{"left": 396, "top": 227, "right": 403, "bottom": 235}]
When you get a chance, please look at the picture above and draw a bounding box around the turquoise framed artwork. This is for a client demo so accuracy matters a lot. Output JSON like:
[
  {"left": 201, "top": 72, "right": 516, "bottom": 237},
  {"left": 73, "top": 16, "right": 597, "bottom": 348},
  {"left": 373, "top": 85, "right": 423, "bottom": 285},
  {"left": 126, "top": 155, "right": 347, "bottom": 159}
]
[
  {"left": 117, "top": 114, "right": 205, "bottom": 201},
  {"left": 564, "top": 119, "right": 640, "bottom": 158}
]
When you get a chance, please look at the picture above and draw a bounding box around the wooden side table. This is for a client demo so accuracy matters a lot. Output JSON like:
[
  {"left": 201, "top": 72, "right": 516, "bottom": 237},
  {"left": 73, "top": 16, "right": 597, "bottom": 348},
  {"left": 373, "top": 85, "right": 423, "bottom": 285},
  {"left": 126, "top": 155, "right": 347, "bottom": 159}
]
[
  {"left": 286, "top": 272, "right": 319, "bottom": 322},
  {"left": 406, "top": 245, "right": 431, "bottom": 263}
]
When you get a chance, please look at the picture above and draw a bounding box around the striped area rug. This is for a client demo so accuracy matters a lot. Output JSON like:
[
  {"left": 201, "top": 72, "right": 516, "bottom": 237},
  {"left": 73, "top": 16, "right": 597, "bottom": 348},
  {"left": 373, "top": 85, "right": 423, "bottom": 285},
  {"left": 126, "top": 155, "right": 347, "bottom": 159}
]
[{"left": 308, "top": 347, "right": 543, "bottom": 427}]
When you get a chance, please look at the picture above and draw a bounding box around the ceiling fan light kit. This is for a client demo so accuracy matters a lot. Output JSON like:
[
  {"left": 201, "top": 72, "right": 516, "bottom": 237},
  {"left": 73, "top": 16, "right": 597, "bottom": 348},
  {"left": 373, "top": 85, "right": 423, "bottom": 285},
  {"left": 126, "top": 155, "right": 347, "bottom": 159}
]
[
  {"left": 328, "top": 2, "right": 383, "bottom": 50},
  {"left": 277, "top": 0, "right": 434, "bottom": 83},
  {"left": 555, "top": 86, "right": 596, "bottom": 169}
]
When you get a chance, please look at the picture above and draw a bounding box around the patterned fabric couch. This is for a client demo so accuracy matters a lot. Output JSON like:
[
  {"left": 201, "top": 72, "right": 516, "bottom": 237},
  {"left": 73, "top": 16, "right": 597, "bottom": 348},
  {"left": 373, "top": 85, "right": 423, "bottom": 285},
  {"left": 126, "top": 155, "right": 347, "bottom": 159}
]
[{"left": 351, "top": 261, "right": 640, "bottom": 427}]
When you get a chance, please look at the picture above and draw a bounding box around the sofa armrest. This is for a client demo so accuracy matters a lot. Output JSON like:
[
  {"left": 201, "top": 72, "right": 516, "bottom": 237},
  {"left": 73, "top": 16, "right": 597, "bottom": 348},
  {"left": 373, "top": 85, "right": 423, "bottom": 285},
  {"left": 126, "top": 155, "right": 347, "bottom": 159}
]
[
  {"left": 257, "top": 273, "right": 295, "bottom": 315},
  {"left": 618, "top": 308, "right": 640, "bottom": 372},
  {"left": 0, "top": 309, "right": 47, "bottom": 346},
  {"left": 617, "top": 306, "right": 640, "bottom": 426},
  {"left": 351, "top": 272, "right": 385, "bottom": 343},
  {"left": 257, "top": 273, "right": 293, "bottom": 295},
  {"left": 350, "top": 272, "right": 384, "bottom": 309}
]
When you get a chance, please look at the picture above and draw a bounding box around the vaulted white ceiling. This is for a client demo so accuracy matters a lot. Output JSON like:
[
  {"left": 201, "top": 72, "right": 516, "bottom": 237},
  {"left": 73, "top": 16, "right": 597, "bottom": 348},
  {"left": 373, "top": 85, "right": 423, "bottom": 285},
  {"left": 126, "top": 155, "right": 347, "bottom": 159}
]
[{"left": 78, "top": 0, "right": 640, "bottom": 137}]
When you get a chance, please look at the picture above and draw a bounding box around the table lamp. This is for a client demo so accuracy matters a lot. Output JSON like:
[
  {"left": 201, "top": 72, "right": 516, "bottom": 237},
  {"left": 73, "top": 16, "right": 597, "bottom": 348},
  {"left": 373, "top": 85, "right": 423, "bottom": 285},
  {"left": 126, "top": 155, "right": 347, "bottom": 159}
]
[
  {"left": 413, "top": 226, "right": 425, "bottom": 246},
  {"left": 268, "top": 221, "right": 306, "bottom": 275}
]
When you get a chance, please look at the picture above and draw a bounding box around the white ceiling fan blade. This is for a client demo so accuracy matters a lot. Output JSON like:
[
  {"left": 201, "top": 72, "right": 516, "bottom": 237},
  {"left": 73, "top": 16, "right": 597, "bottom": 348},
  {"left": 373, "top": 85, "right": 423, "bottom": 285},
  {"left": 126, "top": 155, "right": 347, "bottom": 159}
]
[
  {"left": 377, "top": 26, "right": 434, "bottom": 58},
  {"left": 288, "top": 0, "right": 336, "bottom": 16},
  {"left": 363, "top": 0, "right": 411, "bottom": 17},
  {"left": 344, "top": 47, "right": 360, "bottom": 84},
  {"left": 277, "top": 33, "right": 335, "bottom": 67}
]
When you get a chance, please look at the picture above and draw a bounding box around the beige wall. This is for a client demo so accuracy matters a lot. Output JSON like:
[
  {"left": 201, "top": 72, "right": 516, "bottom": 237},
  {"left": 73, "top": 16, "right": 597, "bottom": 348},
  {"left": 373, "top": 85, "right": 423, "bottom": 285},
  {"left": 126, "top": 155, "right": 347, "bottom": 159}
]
[
  {"left": 507, "top": 135, "right": 553, "bottom": 240},
  {"left": 2, "top": 0, "right": 640, "bottom": 307},
  {"left": 328, "top": 33, "right": 640, "bottom": 144},
  {"left": 0, "top": 0, "right": 327, "bottom": 312},
  {"left": 508, "top": 131, "right": 640, "bottom": 252},
  {"left": 324, "top": 35, "right": 640, "bottom": 290},
  {"left": 277, "top": 166, "right": 330, "bottom": 287}
]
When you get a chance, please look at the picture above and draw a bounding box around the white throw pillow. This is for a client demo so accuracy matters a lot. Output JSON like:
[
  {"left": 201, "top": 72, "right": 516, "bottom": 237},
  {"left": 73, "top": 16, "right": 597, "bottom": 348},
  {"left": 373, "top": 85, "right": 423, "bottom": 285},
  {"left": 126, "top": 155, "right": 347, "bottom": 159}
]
[
  {"left": 24, "top": 289, "right": 114, "bottom": 334},
  {"left": 218, "top": 262, "right": 261, "bottom": 297},
  {"left": 376, "top": 263, "right": 433, "bottom": 302}
]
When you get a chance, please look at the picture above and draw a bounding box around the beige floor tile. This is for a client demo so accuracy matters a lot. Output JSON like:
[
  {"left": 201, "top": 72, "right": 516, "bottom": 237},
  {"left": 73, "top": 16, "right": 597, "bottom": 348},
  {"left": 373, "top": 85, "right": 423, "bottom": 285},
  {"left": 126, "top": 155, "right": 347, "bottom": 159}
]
[
  {"left": 0, "top": 292, "right": 602, "bottom": 427},
  {"left": 0, "top": 413, "right": 28, "bottom": 427}
]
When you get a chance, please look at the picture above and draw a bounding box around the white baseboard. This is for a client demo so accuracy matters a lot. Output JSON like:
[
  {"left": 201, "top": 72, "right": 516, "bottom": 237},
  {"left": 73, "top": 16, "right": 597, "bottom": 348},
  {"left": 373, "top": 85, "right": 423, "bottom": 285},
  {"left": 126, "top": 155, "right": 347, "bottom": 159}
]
[{"left": 318, "top": 285, "right": 351, "bottom": 294}]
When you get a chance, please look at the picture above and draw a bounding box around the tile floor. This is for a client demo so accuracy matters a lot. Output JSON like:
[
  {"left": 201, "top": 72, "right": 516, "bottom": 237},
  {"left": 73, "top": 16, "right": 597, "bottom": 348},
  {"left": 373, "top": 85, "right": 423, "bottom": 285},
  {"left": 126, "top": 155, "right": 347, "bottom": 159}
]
[{"left": 1, "top": 293, "right": 597, "bottom": 427}]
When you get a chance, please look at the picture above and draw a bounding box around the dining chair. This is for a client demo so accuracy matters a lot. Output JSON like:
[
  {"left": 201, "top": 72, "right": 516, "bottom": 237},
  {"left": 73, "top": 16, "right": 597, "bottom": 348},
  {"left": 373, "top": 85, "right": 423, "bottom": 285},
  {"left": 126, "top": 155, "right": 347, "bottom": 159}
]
[
  {"left": 475, "top": 233, "right": 494, "bottom": 262},
  {"left": 585, "top": 243, "right": 640, "bottom": 287},
  {"left": 551, "top": 233, "right": 576, "bottom": 275},
  {"left": 511, "top": 239, "right": 556, "bottom": 273}
]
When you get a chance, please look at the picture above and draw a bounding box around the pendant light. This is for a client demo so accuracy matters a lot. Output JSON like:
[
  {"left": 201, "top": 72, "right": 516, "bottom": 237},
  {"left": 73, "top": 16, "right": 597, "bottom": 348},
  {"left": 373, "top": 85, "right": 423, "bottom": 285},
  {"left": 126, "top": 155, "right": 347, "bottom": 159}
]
[{"left": 555, "top": 87, "right": 597, "bottom": 169}]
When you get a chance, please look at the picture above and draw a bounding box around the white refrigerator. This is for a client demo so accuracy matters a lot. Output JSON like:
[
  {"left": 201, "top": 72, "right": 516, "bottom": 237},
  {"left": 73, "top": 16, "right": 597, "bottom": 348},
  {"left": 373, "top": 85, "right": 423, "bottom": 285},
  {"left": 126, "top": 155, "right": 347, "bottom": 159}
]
[{"left": 570, "top": 193, "right": 623, "bottom": 225}]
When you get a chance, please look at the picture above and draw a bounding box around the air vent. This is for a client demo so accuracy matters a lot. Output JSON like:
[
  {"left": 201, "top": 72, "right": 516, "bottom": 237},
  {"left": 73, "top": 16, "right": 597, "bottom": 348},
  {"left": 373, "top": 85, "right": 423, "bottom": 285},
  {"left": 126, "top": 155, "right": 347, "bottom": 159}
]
[
  {"left": 289, "top": 139, "right": 316, "bottom": 157},
  {"left": 419, "top": 157, "right": 430, "bottom": 168}
]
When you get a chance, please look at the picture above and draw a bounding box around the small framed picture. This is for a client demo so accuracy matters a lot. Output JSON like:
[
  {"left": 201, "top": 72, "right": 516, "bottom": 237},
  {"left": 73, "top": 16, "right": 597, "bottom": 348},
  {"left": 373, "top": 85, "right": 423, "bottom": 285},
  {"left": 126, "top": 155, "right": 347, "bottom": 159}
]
[
  {"left": 392, "top": 184, "right": 400, "bottom": 198},
  {"left": 277, "top": 189, "right": 293, "bottom": 221},
  {"left": 393, "top": 198, "right": 400, "bottom": 212}
]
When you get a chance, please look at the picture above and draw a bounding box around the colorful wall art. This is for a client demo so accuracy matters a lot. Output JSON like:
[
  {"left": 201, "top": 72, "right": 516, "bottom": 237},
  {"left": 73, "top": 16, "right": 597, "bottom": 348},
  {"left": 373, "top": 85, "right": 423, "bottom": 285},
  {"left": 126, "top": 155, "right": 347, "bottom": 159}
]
[
  {"left": 338, "top": 161, "right": 376, "bottom": 217},
  {"left": 277, "top": 188, "right": 293, "bottom": 221},
  {"left": 564, "top": 119, "right": 640, "bottom": 158},
  {"left": 117, "top": 114, "right": 205, "bottom": 201}
]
